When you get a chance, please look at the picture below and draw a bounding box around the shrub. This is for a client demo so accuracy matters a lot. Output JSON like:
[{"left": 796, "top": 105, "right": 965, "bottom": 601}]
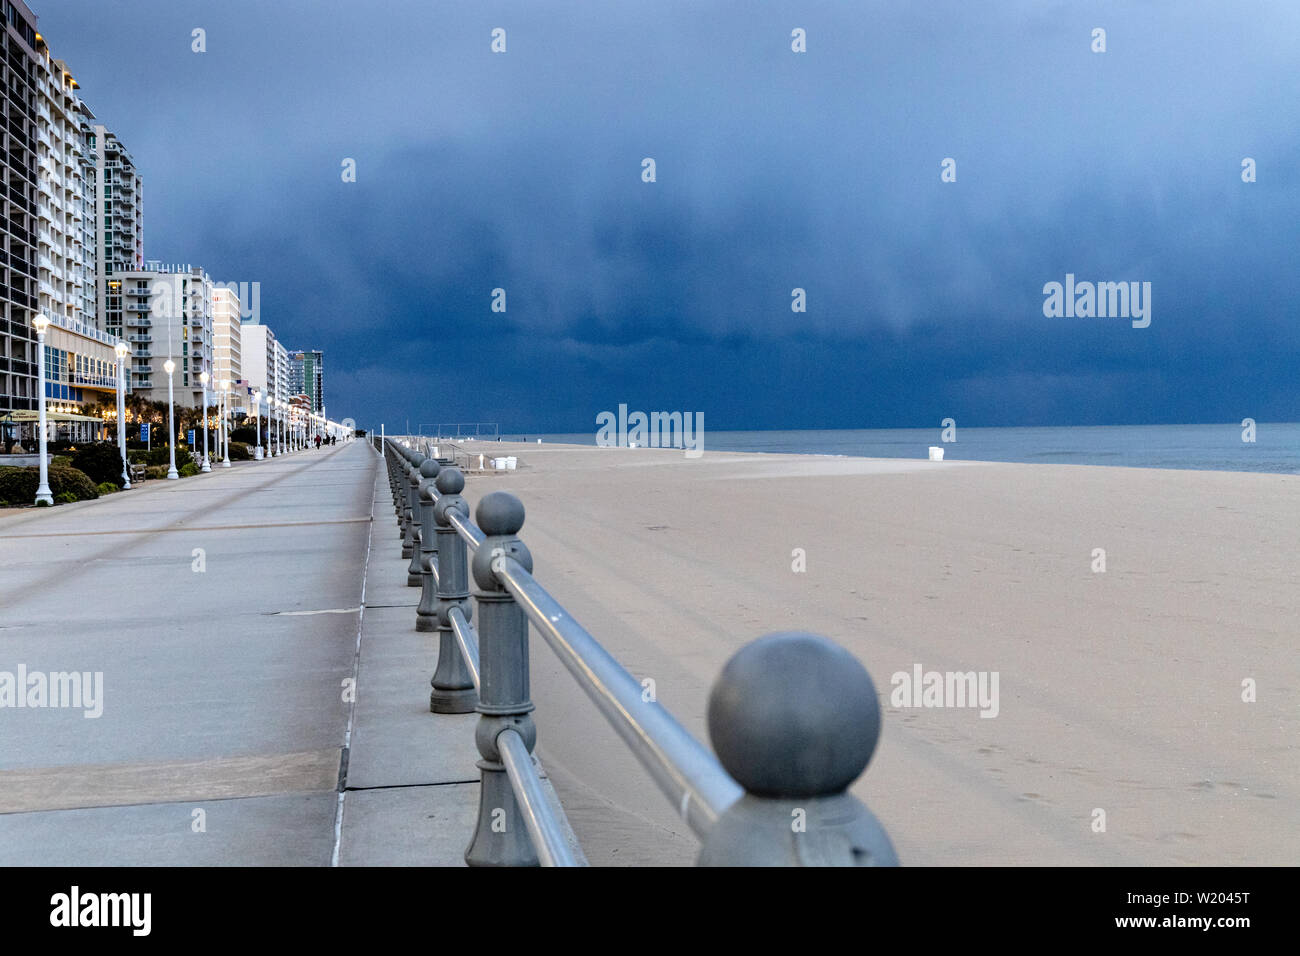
[
  {"left": 145, "top": 465, "right": 169, "bottom": 480},
  {"left": 179, "top": 462, "right": 200, "bottom": 477},
  {"left": 56, "top": 491, "right": 77, "bottom": 504},
  {"left": 228, "top": 441, "right": 251, "bottom": 461},
  {"left": 72, "top": 442, "right": 128, "bottom": 486},
  {"left": 130, "top": 446, "right": 196, "bottom": 469},
  {"left": 51, "top": 455, "right": 73, "bottom": 468},
  {"left": 0, "top": 466, "right": 30, "bottom": 505},
  {"left": 0, "top": 464, "right": 98, "bottom": 505},
  {"left": 97, "top": 481, "right": 120, "bottom": 495},
  {"left": 49, "top": 463, "right": 98, "bottom": 502},
  {"left": 229, "top": 427, "right": 258, "bottom": 445}
]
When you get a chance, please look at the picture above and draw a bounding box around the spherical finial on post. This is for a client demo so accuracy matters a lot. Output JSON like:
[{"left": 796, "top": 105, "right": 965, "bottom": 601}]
[
  {"left": 476, "top": 491, "right": 525, "bottom": 536},
  {"left": 420, "top": 458, "right": 440, "bottom": 479},
  {"left": 435, "top": 467, "right": 464, "bottom": 495},
  {"left": 707, "top": 632, "right": 879, "bottom": 798},
  {"left": 698, "top": 631, "right": 899, "bottom": 867}
]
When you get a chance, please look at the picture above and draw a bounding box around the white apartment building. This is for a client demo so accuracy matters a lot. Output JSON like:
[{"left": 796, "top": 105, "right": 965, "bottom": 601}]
[
  {"left": 117, "top": 262, "right": 214, "bottom": 406},
  {"left": 27, "top": 35, "right": 122, "bottom": 430},
  {"left": 273, "top": 339, "right": 288, "bottom": 406},
  {"left": 34, "top": 38, "right": 96, "bottom": 329},
  {"left": 212, "top": 285, "right": 243, "bottom": 415},
  {"left": 239, "top": 322, "right": 281, "bottom": 412},
  {"left": 92, "top": 124, "right": 144, "bottom": 341}
]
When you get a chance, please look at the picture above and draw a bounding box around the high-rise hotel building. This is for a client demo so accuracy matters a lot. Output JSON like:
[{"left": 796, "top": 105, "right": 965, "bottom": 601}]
[
  {"left": 31, "top": 29, "right": 123, "bottom": 429},
  {"left": 0, "top": 1, "right": 40, "bottom": 422},
  {"left": 212, "top": 285, "right": 242, "bottom": 415},
  {"left": 116, "top": 261, "right": 213, "bottom": 405},
  {"left": 287, "top": 349, "right": 324, "bottom": 415},
  {"left": 93, "top": 124, "right": 142, "bottom": 343}
]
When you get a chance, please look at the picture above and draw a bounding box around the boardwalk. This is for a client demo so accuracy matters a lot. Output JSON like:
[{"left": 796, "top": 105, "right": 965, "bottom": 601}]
[{"left": 0, "top": 444, "right": 373, "bottom": 865}]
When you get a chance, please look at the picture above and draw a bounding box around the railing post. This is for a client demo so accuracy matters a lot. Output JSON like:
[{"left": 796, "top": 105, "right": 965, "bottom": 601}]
[
  {"left": 429, "top": 467, "right": 477, "bottom": 713},
  {"left": 415, "top": 459, "right": 441, "bottom": 630},
  {"left": 697, "top": 631, "right": 899, "bottom": 866},
  {"left": 406, "top": 455, "right": 430, "bottom": 587},
  {"left": 390, "top": 446, "right": 404, "bottom": 536},
  {"left": 401, "top": 452, "right": 423, "bottom": 559},
  {"left": 465, "top": 491, "right": 538, "bottom": 866},
  {"left": 398, "top": 447, "right": 412, "bottom": 539}
]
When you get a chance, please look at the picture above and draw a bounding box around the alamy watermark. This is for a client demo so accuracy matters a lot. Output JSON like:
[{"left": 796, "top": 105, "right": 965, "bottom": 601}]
[
  {"left": 890, "top": 664, "right": 999, "bottom": 718},
  {"left": 596, "top": 404, "right": 704, "bottom": 458},
  {"left": 50, "top": 886, "right": 150, "bottom": 936},
  {"left": 150, "top": 277, "right": 261, "bottom": 323},
  {"left": 0, "top": 666, "right": 103, "bottom": 718},
  {"left": 1043, "top": 274, "right": 1151, "bottom": 328}
]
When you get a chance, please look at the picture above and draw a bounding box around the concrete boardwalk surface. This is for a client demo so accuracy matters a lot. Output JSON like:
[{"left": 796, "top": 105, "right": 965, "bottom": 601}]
[{"left": 0, "top": 442, "right": 383, "bottom": 865}]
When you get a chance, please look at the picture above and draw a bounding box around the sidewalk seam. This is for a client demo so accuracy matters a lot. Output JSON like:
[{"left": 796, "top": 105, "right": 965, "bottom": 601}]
[{"left": 330, "top": 446, "right": 379, "bottom": 866}]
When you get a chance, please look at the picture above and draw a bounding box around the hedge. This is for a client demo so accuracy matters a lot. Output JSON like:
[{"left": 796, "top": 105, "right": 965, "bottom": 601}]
[
  {"left": 72, "top": 442, "right": 128, "bottom": 486},
  {"left": 128, "top": 446, "right": 195, "bottom": 470},
  {"left": 0, "top": 464, "right": 99, "bottom": 506}
]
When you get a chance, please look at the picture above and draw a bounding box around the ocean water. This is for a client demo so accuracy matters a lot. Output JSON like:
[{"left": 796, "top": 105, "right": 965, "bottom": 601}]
[{"left": 502, "top": 424, "right": 1300, "bottom": 475}]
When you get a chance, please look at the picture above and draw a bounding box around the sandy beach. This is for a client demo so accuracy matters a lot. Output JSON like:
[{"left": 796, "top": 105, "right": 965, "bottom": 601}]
[{"left": 431, "top": 439, "right": 1299, "bottom": 866}]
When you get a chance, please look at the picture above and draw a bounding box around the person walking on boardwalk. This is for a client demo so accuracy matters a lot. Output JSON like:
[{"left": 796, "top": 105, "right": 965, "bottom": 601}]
[{"left": 315, "top": 434, "right": 321, "bottom": 449}]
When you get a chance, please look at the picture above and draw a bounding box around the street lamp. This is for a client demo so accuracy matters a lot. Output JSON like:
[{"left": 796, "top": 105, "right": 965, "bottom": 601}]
[
  {"left": 114, "top": 340, "right": 130, "bottom": 489},
  {"left": 220, "top": 377, "right": 231, "bottom": 467},
  {"left": 163, "top": 358, "right": 179, "bottom": 479},
  {"left": 199, "top": 370, "right": 211, "bottom": 472},
  {"left": 253, "top": 389, "right": 263, "bottom": 460},
  {"left": 31, "top": 314, "right": 53, "bottom": 505}
]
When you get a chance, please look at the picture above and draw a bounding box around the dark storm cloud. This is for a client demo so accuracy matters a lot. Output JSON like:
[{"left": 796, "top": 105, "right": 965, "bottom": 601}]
[{"left": 37, "top": 0, "right": 1300, "bottom": 430}]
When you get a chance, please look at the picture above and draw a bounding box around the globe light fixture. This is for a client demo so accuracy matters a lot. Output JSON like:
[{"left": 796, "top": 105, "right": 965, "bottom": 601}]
[
  {"left": 199, "top": 370, "right": 211, "bottom": 472},
  {"left": 31, "top": 314, "right": 52, "bottom": 505},
  {"left": 163, "top": 358, "right": 179, "bottom": 479},
  {"left": 114, "top": 340, "right": 130, "bottom": 488}
]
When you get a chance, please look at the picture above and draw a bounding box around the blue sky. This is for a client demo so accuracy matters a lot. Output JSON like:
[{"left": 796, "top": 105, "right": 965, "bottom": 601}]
[{"left": 40, "top": 1, "right": 1300, "bottom": 431}]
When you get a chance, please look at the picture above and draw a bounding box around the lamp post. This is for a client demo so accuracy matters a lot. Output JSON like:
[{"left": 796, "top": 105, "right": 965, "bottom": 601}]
[
  {"left": 163, "top": 358, "right": 179, "bottom": 479},
  {"left": 114, "top": 340, "right": 130, "bottom": 489},
  {"left": 220, "top": 377, "right": 231, "bottom": 467},
  {"left": 199, "top": 370, "right": 211, "bottom": 472},
  {"left": 253, "top": 389, "right": 263, "bottom": 460},
  {"left": 31, "top": 314, "right": 53, "bottom": 505}
]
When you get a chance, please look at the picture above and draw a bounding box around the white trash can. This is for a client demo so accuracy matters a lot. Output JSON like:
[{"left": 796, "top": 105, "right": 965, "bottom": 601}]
[
  {"left": 505, "top": 456, "right": 517, "bottom": 470},
  {"left": 928, "top": 446, "right": 944, "bottom": 461}
]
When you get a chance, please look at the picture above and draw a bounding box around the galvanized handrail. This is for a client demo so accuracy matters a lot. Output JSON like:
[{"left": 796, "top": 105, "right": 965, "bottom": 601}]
[
  {"left": 497, "top": 727, "right": 580, "bottom": 867},
  {"left": 493, "top": 552, "right": 741, "bottom": 837},
  {"left": 377, "top": 434, "right": 899, "bottom": 867},
  {"left": 447, "top": 508, "right": 485, "bottom": 550},
  {"left": 447, "top": 605, "right": 480, "bottom": 690}
]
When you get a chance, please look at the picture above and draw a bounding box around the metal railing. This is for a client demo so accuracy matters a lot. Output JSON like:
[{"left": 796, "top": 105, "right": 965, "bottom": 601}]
[{"left": 374, "top": 434, "right": 899, "bottom": 867}]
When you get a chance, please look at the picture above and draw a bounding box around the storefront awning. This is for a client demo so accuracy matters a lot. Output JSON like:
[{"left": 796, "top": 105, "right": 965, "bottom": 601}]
[{"left": 7, "top": 410, "right": 105, "bottom": 423}]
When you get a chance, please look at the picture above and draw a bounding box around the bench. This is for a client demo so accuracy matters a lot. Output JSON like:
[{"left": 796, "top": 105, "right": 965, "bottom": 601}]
[{"left": 129, "top": 463, "right": 147, "bottom": 483}]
